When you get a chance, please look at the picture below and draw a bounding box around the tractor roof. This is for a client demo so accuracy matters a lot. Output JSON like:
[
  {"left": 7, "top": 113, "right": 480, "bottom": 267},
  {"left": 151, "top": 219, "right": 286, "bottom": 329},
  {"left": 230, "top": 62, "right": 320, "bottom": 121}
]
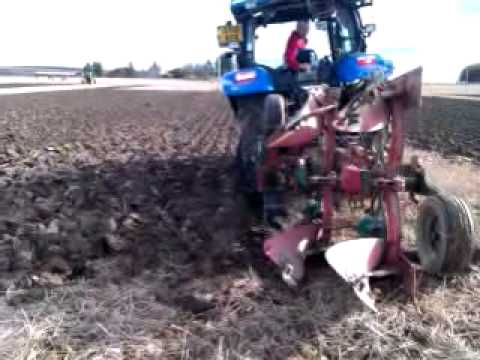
[{"left": 231, "top": 0, "right": 371, "bottom": 24}]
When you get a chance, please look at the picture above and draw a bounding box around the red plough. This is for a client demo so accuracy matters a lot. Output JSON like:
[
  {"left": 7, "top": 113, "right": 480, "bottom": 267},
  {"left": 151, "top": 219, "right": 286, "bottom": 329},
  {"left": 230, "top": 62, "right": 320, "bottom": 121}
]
[{"left": 258, "top": 68, "right": 475, "bottom": 311}]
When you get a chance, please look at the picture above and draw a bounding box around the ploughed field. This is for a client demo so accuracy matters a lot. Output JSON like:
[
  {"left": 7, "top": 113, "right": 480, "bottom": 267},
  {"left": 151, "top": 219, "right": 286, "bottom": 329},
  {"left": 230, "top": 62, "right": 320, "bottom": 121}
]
[
  {"left": 409, "top": 92, "right": 480, "bottom": 160},
  {"left": 0, "top": 86, "right": 479, "bottom": 359}
]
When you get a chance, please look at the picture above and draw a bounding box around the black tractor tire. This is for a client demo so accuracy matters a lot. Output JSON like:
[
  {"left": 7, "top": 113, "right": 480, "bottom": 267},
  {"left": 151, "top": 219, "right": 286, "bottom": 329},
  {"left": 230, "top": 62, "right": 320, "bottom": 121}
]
[
  {"left": 233, "top": 94, "right": 288, "bottom": 219},
  {"left": 234, "top": 96, "right": 266, "bottom": 215},
  {"left": 264, "top": 94, "right": 286, "bottom": 136},
  {"left": 416, "top": 194, "right": 475, "bottom": 274}
]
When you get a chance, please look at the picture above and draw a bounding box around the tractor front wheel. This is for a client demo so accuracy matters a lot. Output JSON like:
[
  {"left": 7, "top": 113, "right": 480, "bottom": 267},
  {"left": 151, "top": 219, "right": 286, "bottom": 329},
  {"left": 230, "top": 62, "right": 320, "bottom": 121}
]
[{"left": 416, "top": 194, "right": 475, "bottom": 274}]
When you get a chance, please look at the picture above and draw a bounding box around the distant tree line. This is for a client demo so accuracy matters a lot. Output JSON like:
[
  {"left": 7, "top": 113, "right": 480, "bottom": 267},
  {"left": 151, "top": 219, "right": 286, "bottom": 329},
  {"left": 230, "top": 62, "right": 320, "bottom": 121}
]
[
  {"left": 83, "top": 62, "right": 162, "bottom": 78},
  {"left": 82, "top": 60, "right": 216, "bottom": 79},
  {"left": 164, "top": 61, "right": 216, "bottom": 79},
  {"left": 459, "top": 64, "right": 480, "bottom": 83},
  {"left": 106, "top": 62, "right": 162, "bottom": 78}
]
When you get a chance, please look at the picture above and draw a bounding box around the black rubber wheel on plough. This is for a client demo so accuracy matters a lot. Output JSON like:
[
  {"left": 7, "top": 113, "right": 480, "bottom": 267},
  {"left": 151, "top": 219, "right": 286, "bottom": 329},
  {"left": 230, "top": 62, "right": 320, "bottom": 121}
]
[{"left": 416, "top": 194, "right": 475, "bottom": 274}]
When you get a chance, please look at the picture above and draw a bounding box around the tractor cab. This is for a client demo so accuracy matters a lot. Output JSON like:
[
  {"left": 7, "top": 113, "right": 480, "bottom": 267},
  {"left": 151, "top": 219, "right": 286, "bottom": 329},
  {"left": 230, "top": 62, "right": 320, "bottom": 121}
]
[{"left": 217, "top": 0, "right": 393, "bottom": 111}]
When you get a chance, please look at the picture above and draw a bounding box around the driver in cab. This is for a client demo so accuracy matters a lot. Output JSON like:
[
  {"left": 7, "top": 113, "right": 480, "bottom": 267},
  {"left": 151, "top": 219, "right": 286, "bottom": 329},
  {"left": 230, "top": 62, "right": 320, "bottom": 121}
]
[{"left": 284, "top": 21, "right": 311, "bottom": 72}]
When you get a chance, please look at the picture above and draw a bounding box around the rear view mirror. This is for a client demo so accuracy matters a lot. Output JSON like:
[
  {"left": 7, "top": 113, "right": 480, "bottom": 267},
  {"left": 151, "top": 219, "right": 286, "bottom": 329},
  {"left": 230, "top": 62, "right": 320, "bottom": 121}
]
[
  {"left": 363, "top": 23, "right": 376, "bottom": 37},
  {"left": 217, "top": 52, "right": 238, "bottom": 77}
]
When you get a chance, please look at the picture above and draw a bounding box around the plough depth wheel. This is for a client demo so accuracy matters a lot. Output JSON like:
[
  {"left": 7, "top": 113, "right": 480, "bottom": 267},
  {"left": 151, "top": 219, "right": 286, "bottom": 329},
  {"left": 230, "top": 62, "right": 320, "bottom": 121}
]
[{"left": 416, "top": 194, "right": 475, "bottom": 274}]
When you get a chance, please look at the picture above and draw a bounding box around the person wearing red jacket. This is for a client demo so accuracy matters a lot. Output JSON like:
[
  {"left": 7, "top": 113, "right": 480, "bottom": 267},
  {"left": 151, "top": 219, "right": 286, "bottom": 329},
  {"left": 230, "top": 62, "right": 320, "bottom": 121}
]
[{"left": 284, "top": 21, "right": 311, "bottom": 72}]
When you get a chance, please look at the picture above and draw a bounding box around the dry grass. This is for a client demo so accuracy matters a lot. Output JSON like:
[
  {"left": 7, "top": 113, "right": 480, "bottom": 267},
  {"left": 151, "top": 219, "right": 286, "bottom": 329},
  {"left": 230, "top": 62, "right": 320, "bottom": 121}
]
[
  {"left": 3, "top": 259, "right": 480, "bottom": 359},
  {"left": 406, "top": 148, "right": 480, "bottom": 202}
]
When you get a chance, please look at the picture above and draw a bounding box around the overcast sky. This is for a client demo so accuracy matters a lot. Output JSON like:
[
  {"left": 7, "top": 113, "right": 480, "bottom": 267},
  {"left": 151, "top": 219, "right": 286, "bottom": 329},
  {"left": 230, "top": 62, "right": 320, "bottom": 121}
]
[{"left": 0, "top": 0, "right": 478, "bottom": 82}]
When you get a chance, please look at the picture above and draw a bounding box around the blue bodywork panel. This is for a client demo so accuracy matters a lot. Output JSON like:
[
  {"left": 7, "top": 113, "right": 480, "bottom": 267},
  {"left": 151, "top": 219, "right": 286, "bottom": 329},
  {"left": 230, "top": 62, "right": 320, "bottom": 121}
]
[
  {"left": 231, "top": 0, "right": 314, "bottom": 23},
  {"left": 334, "top": 53, "right": 394, "bottom": 84},
  {"left": 220, "top": 53, "right": 394, "bottom": 97},
  {"left": 231, "top": 0, "right": 272, "bottom": 15},
  {"left": 221, "top": 66, "right": 275, "bottom": 97},
  {"left": 230, "top": 0, "right": 367, "bottom": 23}
]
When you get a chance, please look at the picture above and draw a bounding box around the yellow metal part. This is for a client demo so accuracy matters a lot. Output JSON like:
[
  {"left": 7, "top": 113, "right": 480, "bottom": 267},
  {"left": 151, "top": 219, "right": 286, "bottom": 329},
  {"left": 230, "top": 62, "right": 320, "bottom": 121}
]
[{"left": 217, "top": 22, "right": 243, "bottom": 47}]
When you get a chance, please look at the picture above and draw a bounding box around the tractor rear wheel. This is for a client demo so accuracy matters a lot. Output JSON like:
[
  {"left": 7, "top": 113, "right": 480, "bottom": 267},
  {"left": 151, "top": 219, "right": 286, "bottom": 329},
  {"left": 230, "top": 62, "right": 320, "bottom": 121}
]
[
  {"left": 233, "top": 94, "right": 287, "bottom": 218},
  {"left": 234, "top": 96, "right": 266, "bottom": 216},
  {"left": 416, "top": 194, "right": 475, "bottom": 274},
  {"left": 264, "top": 94, "right": 286, "bottom": 136}
]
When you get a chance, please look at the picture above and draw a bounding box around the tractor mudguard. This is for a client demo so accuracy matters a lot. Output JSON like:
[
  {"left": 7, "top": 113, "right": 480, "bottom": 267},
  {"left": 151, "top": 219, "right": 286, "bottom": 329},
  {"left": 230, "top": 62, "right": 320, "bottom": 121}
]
[
  {"left": 221, "top": 66, "right": 275, "bottom": 97},
  {"left": 334, "top": 53, "right": 394, "bottom": 84}
]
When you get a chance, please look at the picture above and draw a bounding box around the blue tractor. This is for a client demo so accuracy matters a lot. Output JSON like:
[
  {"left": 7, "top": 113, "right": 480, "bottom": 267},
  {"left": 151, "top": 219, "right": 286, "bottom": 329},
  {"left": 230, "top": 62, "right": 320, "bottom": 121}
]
[{"left": 217, "top": 0, "right": 394, "bottom": 212}]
